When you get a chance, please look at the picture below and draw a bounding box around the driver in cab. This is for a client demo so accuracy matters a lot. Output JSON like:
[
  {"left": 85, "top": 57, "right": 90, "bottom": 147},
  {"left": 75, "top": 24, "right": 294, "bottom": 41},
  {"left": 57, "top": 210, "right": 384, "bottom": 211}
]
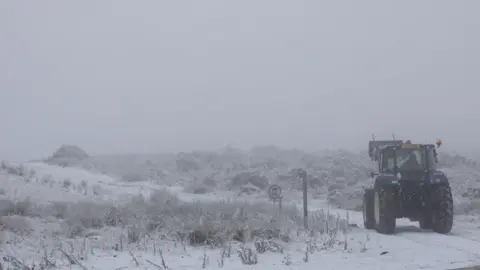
[{"left": 400, "top": 152, "right": 422, "bottom": 170}]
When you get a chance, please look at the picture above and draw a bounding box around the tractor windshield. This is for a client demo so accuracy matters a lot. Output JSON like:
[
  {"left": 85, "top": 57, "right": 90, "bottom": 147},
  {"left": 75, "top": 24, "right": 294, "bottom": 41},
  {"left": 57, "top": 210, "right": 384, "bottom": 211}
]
[
  {"left": 381, "top": 147, "right": 428, "bottom": 172},
  {"left": 395, "top": 148, "right": 426, "bottom": 171}
]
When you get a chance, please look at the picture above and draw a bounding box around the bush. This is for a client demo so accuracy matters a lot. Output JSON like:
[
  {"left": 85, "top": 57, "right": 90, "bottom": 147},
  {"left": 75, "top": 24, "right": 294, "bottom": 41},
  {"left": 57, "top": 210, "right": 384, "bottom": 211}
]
[
  {"left": 238, "top": 184, "right": 262, "bottom": 195},
  {"left": 0, "top": 198, "right": 32, "bottom": 216},
  {"left": 176, "top": 158, "right": 199, "bottom": 172},
  {"left": 455, "top": 199, "right": 480, "bottom": 215},
  {"left": 1, "top": 163, "right": 28, "bottom": 177},
  {"left": 231, "top": 172, "right": 268, "bottom": 190},
  {"left": 238, "top": 246, "right": 258, "bottom": 265},
  {"left": 203, "top": 177, "right": 217, "bottom": 187},
  {"left": 184, "top": 183, "right": 210, "bottom": 194},
  {"left": 50, "top": 145, "right": 89, "bottom": 160},
  {"left": 63, "top": 201, "right": 112, "bottom": 229},
  {"left": 121, "top": 173, "right": 145, "bottom": 182},
  {"left": 0, "top": 215, "right": 31, "bottom": 233},
  {"left": 0, "top": 188, "right": 349, "bottom": 246}
]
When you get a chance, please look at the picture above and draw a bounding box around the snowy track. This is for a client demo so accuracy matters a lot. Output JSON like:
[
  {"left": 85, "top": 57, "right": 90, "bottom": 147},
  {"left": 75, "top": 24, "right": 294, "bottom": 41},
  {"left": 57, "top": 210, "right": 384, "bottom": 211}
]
[
  {"left": 398, "top": 229, "right": 480, "bottom": 258},
  {"left": 302, "top": 200, "right": 480, "bottom": 269},
  {"left": 355, "top": 216, "right": 480, "bottom": 269}
]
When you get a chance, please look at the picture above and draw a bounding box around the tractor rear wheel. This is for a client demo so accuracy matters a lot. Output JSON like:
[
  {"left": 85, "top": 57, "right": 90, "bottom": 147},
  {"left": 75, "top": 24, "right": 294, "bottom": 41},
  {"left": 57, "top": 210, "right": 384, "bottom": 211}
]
[
  {"left": 419, "top": 217, "right": 432, "bottom": 230},
  {"left": 430, "top": 184, "right": 453, "bottom": 234}
]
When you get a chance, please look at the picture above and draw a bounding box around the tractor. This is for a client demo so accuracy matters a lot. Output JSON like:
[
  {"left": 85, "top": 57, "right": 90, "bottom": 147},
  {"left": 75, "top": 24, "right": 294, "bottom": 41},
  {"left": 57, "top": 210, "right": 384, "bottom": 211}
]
[{"left": 363, "top": 139, "right": 453, "bottom": 234}]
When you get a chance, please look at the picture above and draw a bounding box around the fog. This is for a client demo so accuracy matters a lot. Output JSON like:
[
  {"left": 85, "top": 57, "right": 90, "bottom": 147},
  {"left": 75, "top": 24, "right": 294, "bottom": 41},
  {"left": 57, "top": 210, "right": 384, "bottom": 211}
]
[{"left": 1, "top": 1, "right": 479, "bottom": 160}]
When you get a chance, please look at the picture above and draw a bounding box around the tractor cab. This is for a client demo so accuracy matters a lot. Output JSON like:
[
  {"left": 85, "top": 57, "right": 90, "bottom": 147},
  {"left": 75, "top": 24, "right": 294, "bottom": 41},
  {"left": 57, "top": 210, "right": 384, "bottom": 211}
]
[
  {"left": 378, "top": 143, "right": 438, "bottom": 174},
  {"left": 369, "top": 140, "right": 441, "bottom": 178}
]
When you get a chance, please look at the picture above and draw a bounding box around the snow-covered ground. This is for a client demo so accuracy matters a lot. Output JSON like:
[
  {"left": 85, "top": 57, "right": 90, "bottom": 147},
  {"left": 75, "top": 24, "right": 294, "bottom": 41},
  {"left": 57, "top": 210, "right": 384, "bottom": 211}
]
[
  {"left": 1, "top": 146, "right": 480, "bottom": 269},
  {"left": 0, "top": 163, "right": 480, "bottom": 270}
]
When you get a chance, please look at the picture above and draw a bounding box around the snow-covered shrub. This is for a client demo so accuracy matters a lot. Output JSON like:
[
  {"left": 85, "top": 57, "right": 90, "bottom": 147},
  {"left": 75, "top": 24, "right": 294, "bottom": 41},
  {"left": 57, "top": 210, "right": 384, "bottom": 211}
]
[
  {"left": 62, "top": 201, "right": 113, "bottom": 230},
  {"left": 437, "top": 153, "right": 477, "bottom": 168},
  {"left": 121, "top": 172, "right": 145, "bottom": 182},
  {"left": 254, "top": 238, "right": 283, "bottom": 253},
  {"left": 184, "top": 182, "right": 210, "bottom": 194},
  {"left": 50, "top": 201, "right": 69, "bottom": 219},
  {"left": 238, "top": 184, "right": 262, "bottom": 195},
  {"left": 0, "top": 215, "right": 31, "bottom": 233},
  {"left": 455, "top": 199, "right": 480, "bottom": 215},
  {"left": 62, "top": 178, "right": 72, "bottom": 189},
  {"left": 231, "top": 172, "right": 268, "bottom": 190},
  {"left": 237, "top": 246, "right": 258, "bottom": 265},
  {"left": 41, "top": 174, "right": 55, "bottom": 185},
  {"left": 308, "top": 175, "right": 326, "bottom": 188},
  {"left": 42, "top": 188, "right": 347, "bottom": 245},
  {"left": 328, "top": 181, "right": 346, "bottom": 192},
  {"left": 50, "top": 145, "right": 89, "bottom": 160},
  {"left": 0, "top": 198, "right": 32, "bottom": 216},
  {"left": 203, "top": 176, "right": 217, "bottom": 187},
  {"left": 92, "top": 184, "right": 103, "bottom": 196},
  {"left": 461, "top": 187, "right": 480, "bottom": 199},
  {"left": 176, "top": 157, "right": 199, "bottom": 172},
  {"left": 44, "top": 144, "right": 89, "bottom": 168},
  {"left": 1, "top": 162, "right": 28, "bottom": 177}
]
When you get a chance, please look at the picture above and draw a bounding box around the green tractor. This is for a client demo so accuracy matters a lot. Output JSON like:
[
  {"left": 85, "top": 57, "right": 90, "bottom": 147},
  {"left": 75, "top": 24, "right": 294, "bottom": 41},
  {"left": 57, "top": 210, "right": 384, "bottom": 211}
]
[{"left": 363, "top": 139, "right": 453, "bottom": 234}]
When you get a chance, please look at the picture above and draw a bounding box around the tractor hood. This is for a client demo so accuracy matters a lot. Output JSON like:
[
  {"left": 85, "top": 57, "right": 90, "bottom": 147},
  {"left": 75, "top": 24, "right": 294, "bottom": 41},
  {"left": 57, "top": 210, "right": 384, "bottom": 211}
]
[{"left": 396, "top": 170, "right": 425, "bottom": 181}]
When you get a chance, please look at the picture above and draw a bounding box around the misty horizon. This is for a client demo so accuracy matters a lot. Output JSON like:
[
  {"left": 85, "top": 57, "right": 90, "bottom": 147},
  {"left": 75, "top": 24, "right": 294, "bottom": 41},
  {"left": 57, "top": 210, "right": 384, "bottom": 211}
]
[{"left": 1, "top": 1, "right": 479, "bottom": 161}]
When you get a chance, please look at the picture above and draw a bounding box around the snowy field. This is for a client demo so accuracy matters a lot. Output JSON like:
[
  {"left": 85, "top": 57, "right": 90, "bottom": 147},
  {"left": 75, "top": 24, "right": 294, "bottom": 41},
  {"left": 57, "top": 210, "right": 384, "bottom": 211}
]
[{"left": 1, "top": 145, "right": 480, "bottom": 269}]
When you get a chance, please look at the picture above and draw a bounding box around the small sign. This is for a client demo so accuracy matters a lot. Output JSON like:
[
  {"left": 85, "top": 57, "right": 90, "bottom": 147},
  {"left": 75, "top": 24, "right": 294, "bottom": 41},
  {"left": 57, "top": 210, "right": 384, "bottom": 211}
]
[{"left": 268, "top": 185, "right": 282, "bottom": 200}]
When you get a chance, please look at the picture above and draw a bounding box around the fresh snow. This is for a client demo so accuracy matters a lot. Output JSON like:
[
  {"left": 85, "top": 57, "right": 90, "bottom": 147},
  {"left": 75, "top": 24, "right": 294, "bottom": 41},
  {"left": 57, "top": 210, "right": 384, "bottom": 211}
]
[{"left": 1, "top": 154, "right": 480, "bottom": 269}]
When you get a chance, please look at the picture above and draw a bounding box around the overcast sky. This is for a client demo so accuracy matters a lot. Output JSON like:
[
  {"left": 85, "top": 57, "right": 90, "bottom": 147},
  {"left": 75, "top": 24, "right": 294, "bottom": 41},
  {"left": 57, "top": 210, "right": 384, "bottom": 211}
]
[{"left": 1, "top": 1, "right": 479, "bottom": 160}]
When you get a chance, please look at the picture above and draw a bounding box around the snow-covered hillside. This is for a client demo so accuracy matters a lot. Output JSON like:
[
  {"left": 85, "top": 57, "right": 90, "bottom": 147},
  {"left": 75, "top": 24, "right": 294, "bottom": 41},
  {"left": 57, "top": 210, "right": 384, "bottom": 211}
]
[
  {"left": 43, "top": 145, "right": 480, "bottom": 214},
  {"left": 1, "top": 145, "right": 480, "bottom": 269}
]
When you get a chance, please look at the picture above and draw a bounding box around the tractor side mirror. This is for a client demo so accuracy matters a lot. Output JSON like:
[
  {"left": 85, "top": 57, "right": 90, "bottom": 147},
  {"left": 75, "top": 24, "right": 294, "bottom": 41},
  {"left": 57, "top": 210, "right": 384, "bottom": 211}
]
[{"left": 370, "top": 172, "right": 377, "bottom": 178}]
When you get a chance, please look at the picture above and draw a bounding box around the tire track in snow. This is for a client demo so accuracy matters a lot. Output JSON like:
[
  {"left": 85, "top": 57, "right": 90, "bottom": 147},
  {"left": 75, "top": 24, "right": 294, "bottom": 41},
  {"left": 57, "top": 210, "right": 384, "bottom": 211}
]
[
  {"left": 397, "top": 230, "right": 480, "bottom": 259},
  {"left": 334, "top": 201, "right": 480, "bottom": 260},
  {"left": 450, "top": 231, "right": 480, "bottom": 245}
]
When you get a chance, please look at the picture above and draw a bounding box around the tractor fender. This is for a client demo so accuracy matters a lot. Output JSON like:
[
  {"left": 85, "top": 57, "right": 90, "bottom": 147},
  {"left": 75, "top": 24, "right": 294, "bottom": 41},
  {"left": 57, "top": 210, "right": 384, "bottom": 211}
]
[
  {"left": 428, "top": 171, "right": 449, "bottom": 185},
  {"left": 374, "top": 174, "right": 400, "bottom": 186}
]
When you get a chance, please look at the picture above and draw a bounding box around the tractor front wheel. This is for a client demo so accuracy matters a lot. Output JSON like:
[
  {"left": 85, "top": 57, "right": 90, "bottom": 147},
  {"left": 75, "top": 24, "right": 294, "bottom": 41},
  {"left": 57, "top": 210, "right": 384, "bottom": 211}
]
[
  {"left": 363, "top": 188, "right": 375, "bottom": 229},
  {"left": 373, "top": 184, "right": 396, "bottom": 234}
]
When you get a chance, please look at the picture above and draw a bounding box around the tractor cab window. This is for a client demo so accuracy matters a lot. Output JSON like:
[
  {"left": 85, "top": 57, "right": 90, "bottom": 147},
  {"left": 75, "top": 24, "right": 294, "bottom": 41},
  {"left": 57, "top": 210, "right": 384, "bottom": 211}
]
[
  {"left": 395, "top": 148, "right": 426, "bottom": 171},
  {"left": 427, "top": 148, "right": 437, "bottom": 171},
  {"left": 381, "top": 148, "right": 395, "bottom": 173}
]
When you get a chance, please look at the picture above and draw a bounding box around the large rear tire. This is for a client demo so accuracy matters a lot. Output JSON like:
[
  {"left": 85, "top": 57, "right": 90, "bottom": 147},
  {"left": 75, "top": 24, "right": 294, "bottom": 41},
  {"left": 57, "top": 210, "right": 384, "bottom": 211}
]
[
  {"left": 419, "top": 217, "right": 432, "bottom": 230},
  {"left": 430, "top": 184, "right": 453, "bottom": 234},
  {"left": 363, "top": 188, "right": 375, "bottom": 229},
  {"left": 373, "top": 184, "right": 396, "bottom": 234}
]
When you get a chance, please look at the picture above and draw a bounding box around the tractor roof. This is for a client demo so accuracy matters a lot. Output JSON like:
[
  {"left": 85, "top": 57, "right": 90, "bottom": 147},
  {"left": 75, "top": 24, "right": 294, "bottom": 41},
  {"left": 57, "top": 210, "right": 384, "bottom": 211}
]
[
  {"left": 368, "top": 140, "right": 402, "bottom": 160},
  {"left": 368, "top": 140, "right": 437, "bottom": 161}
]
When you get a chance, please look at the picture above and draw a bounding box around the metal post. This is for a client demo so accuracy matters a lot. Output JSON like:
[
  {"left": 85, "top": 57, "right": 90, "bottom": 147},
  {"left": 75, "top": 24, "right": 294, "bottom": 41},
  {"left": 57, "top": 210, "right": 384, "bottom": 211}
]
[{"left": 299, "top": 170, "right": 308, "bottom": 230}]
